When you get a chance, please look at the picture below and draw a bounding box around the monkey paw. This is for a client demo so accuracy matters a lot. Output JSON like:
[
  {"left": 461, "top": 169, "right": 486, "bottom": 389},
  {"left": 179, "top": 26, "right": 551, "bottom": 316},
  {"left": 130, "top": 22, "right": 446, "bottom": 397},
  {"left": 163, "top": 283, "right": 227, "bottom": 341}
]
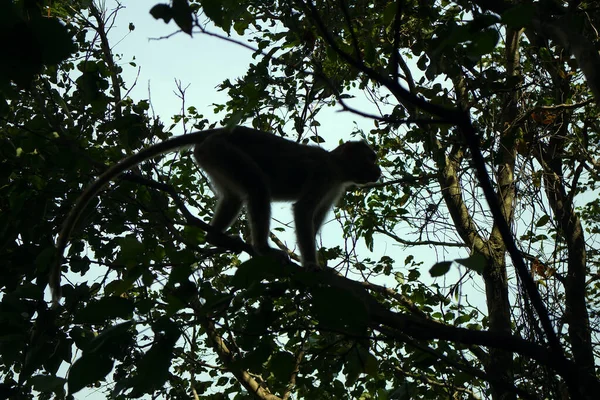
[
  {"left": 305, "top": 262, "right": 323, "bottom": 271},
  {"left": 205, "top": 231, "right": 233, "bottom": 247}
]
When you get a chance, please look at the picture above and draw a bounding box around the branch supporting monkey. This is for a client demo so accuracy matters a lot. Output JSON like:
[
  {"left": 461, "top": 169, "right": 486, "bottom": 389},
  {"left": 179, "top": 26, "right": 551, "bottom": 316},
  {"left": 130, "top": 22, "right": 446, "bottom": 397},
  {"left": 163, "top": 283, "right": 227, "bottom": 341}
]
[{"left": 51, "top": 126, "right": 381, "bottom": 304}]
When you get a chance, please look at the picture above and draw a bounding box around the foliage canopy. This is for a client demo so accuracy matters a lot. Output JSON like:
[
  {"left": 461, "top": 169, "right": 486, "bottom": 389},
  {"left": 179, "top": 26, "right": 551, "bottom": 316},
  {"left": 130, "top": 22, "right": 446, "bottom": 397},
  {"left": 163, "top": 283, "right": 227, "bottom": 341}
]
[{"left": 1, "top": 0, "right": 600, "bottom": 399}]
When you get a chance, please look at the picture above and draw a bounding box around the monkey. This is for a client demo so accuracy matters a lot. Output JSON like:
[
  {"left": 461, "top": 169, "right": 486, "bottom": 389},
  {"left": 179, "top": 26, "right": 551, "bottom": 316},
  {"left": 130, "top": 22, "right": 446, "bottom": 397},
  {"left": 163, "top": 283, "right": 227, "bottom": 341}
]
[{"left": 50, "top": 126, "right": 381, "bottom": 304}]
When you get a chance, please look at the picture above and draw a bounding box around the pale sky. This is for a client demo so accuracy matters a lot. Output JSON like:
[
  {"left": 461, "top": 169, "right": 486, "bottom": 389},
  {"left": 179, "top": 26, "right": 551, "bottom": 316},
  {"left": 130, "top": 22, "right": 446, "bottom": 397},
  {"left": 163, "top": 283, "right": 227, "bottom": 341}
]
[{"left": 108, "top": 1, "right": 374, "bottom": 140}]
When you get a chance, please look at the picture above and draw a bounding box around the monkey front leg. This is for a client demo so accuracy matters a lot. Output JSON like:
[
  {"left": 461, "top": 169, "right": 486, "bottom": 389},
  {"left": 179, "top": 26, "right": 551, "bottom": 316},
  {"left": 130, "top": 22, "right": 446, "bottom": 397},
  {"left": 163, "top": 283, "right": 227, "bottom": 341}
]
[
  {"left": 210, "top": 193, "right": 243, "bottom": 232},
  {"left": 293, "top": 200, "right": 320, "bottom": 269},
  {"left": 245, "top": 187, "right": 289, "bottom": 264},
  {"left": 294, "top": 185, "right": 342, "bottom": 269},
  {"left": 205, "top": 193, "right": 243, "bottom": 247}
]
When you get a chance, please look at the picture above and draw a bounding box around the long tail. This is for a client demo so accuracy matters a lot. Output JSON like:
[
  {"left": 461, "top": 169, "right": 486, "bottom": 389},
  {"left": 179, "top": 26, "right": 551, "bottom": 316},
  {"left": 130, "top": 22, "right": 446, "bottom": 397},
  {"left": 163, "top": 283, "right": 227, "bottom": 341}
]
[{"left": 51, "top": 128, "right": 223, "bottom": 305}]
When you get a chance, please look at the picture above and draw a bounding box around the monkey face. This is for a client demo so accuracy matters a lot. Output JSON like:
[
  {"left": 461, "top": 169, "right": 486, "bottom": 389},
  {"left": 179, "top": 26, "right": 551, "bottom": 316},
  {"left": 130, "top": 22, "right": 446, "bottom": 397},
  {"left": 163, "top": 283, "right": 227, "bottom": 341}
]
[
  {"left": 334, "top": 141, "right": 381, "bottom": 184},
  {"left": 354, "top": 162, "right": 382, "bottom": 184}
]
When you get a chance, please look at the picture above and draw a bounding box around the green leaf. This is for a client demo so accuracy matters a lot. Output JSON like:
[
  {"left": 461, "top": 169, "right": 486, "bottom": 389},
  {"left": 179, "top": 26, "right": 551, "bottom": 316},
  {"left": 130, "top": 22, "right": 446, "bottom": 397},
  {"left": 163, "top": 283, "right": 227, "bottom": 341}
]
[
  {"left": 200, "top": 0, "right": 223, "bottom": 27},
  {"left": 13, "top": 281, "right": 43, "bottom": 300},
  {"left": 230, "top": 256, "right": 287, "bottom": 289},
  {"left": 454, "top": 314, "right": 472, "bottom": 325},
  {"left": 455, "top": 253, "right": 486, "bottom": 275},
  {"left": 417, "top": 54, "right": 428, "bottom": 71},
  {"left": 68, "top": 354, "right": 114, "bottom": 395},
  {"left": 269, "top": 351, "right": 295, "bottom": 382},
  {"left": 394, "top": 272, "right": 405, "bottom": 284},
  {"left": 34, "top": 246, "right": 56, "bottom": 275},
  {"left": 408, "top": 268, "right": 421, "bottom": 281},
  {"left": 344, "top": 346, "right": 378, "bottom": 385},
  {"left": 30, "top": 375, "right": 66, "bottom": 392},
  {"left": 241, "top": 340, "right": 274, "bottom": 370},
  {"left": 70, "top": 326, "right": 95, "bottom": 351},
  {"left": 86, "top": 322, "right": 134, "bottom": 354},
  {"left": 502, "top": 3, "right": 536, "bottom": 29},
  {"left": 468, "top": 14, "right": 500, "bottom": 32},
  {"left": 311, "top": 286, "right": 368, "bottom": 335},
  {"left": 382, "top": 2, "right": 399, "bottom": 26},
  {"left": 116, "top": 235, "right": 145, "bottom": 267},
  {"left": 129, "top": 336, "right": 177, "bottom": 395},
  {"left": 172, "top": 0, "right": 193, "bottom": 35},
  {"left": 535, "top": 214, "right": 550, "bottom": 227},
  {"left": 233, "top": 18, "right": 250, "bottom": 36},
  {"left": 126, "top": 318, "right": 180, "bottom": 395},
  {"left": 150, "top": 4, "right": 172, "bottom": 23},
  {"left": 467, "top": 29, "right": 499, "bottom": 57},
  {"left": 429, "top": 261, "right": 452, "bottom": 277},
  {"left": 104, "top": 277, "right": 137, "bottom": 297},
  {"left": 74, "top": 296, "right": 135, "bottom": 323},
  {"left": 32, "top": 18, "right": 76, "bottom": 65}
]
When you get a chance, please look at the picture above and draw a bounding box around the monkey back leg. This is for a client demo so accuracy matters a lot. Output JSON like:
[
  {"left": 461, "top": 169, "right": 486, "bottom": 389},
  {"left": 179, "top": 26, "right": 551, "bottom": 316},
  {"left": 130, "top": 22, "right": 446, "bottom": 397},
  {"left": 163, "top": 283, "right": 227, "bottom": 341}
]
[
  {"left": 293, "top": 201, "right": 318, "bottom": 267},
  {"left": 293, "top": 178, "right": 336, "bottom": 268},
  {"left": 210, "top": 192, "right": 243, "bottom": 232},
  {"left": 194, "top": 137, "right": 286, "bottom": 261}
]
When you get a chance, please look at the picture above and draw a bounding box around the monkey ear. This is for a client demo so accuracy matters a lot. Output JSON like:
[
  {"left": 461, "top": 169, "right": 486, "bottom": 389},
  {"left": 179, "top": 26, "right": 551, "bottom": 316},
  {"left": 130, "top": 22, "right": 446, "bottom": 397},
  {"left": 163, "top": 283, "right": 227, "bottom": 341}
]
[
  {"left": 334, "top": 141, "right": 376, "bottom": 161},
  {"left": 333, "top": 141, "right": 362, "bottom": 156}
]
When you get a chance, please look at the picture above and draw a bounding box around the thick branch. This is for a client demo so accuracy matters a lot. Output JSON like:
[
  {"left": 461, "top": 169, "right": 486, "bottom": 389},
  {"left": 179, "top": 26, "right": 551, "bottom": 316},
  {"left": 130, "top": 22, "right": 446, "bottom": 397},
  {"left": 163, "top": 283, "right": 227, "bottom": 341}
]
[
  {"left": 536, "top": 152, "right": 594, "bottom": 373},
  {"left": 187, "top": 293, "right": 282, "bottom": 400},
  {"left": 317, "top": 270, "right": 600, "bottom": 396},
  {"left": 89, "top": 4, "right": 123, "bottom": 118},
  {"left": 436, "top": 150, "right": 487, "bottom": 255}
]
